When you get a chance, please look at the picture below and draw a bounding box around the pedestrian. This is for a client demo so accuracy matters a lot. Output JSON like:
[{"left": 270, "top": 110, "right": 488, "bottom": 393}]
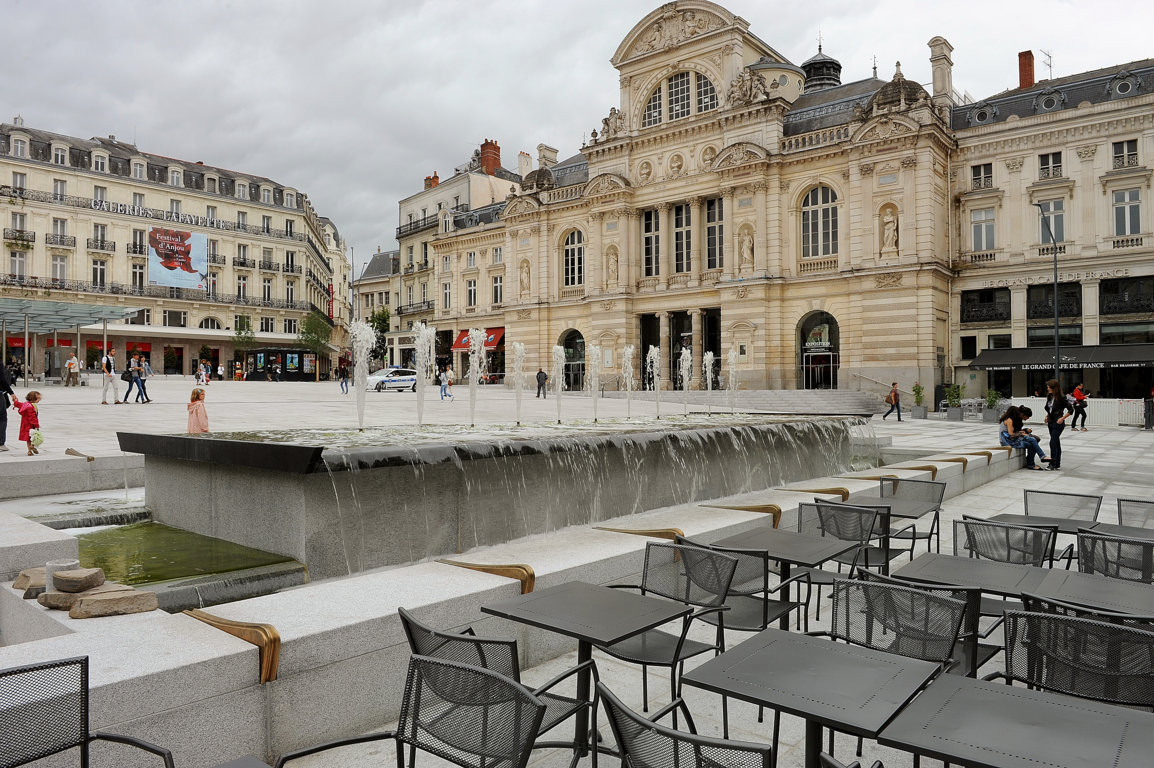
[
  {"left": 10, "top": 390, "right": 42, "bottom": 456},
  {"left": 217, "top": 363, "right": 224, "bottom": 381},
  {"left": 187, "top": 387, "right": 210, "bottom": 433},
  {"left": 1071, "top": 383, "right": 1088, "bottom": 431},
  {"left": 64, "top": 351, "right": 79, "bottom": 387},
  {"left": 100, "top": 348, "right": 121, "bottom": 404},
  {"left": 882, "top": 381, "right": 902, "bottom": 421},
  {"left": 124, "top": 354, "right": 140, "bottom": 402},
  {"left": 339, "top": 365, "right": 350, "bottom": 395},
  {"left": 0, "top": 356, "right": 14, "bottom": 452},
  {"left": 444, "top": 364, "right": 454, "bottom": 400},
  {"left": 999, "top": 404, "right": 1046, "bottom": 470},
  {"left": 438, "top": 367, "right": 449, "bottom": 400},
  {"left": 135, "top": 356, "right": 152, "bottom": 403},
  {"left": 536, "top": 367, "right": 548, "bottom": 398},
  {"left": 1043, "top": 378, "right": 1075, "bottom": 471}
]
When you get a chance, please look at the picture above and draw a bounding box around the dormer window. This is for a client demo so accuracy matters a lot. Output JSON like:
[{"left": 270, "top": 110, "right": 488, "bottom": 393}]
[
  {"left": 236, "top": 182, "right": 248, "bottom": 200},
  {"left": 93, "top": 154, "right": 107, "bottom": 172},
  {"left": 169, "top": 170, "right": 182, "bottom": 186},
  {"left": 132, "top": 162, "right": 145, "bottom": 180},
  {"left": 206, "top": 176, "right": 217, "bottom": 193},
  {"left": 284, "top": 192, "right": 295, "bottom": 208},
  {"left": 10, "top": 138, "right": 27, "bottom": 157},
  {"left": 261, "top": 187, "right": 272, "bottom": 204},
  {"left": 53, "top": 147, "right": 67, "bottom": 165},
  {"left": 642, "top": 72, "right": 719, "bottom": 128}
]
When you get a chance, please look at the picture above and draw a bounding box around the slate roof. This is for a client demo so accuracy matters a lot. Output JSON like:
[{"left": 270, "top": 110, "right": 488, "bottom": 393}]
[
  {"left": 358, "top": 250, "right": 399, "bottom": 281},
  {"left": 784, "top": 77, "right": 885, "bottom": 135},
  {"left": 551, "top": 152, "right": 589, "bottom": 188}
]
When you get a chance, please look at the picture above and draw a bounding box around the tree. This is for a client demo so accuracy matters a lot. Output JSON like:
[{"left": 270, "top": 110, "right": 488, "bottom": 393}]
[
  {"left": 368, "top": 307, "right": 391, "bottom": 362},
  {"left": 232, "top": 315, "right": 256, "bottom": 360},
  {"left": 298, "top": 311, "right": 333, "bottom": 381}
]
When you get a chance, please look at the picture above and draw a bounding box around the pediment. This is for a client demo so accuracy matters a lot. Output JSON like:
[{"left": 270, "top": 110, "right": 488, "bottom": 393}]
[
  {"left": 584, "top": 173, "right": 631, "bottom": 198},
  {"left": 851, "top": 115, "right": 920, "bottom": 144},
  {"left": 614, "top": 4, "right": 730, "bottom": 63},
  {"left": 502, "top": 196, "right": 541, "bottom": 218},
  {"left": 710, "top": 141, "right": 769, "bottom": 171}
]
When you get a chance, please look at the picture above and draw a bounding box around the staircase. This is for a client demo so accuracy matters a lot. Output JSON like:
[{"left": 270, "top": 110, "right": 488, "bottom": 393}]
[{"left": 602, "top": 388, "right": 882, "bottom": 415}]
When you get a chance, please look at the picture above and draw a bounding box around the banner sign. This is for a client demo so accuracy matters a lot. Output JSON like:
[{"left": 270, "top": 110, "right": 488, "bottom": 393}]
[{"left": 148, "top": 228, "right": 207, "bottom": 289}]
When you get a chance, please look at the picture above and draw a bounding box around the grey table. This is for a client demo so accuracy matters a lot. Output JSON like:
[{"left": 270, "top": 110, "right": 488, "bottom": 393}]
[
  {"left": 988, "top": 513, "right": 1097, "bottom": 535},
  {"left": 850, "top": 495, "right": 939, "bottom": 520},
  {"left": 681, "top": 628, "right": 938, "bottom": 768},
  {"left": 1034, "top": 568, "right": 1154, "bottom": 615},
  {"left": 482, "top": 581, "right": 690, "bottom": 762},
  {"left": 879, "top": 673, "right": 1154, "bottom": 767},
  {"left": 712, "top": 527, "right": 857, "bottom": 628},
  {"left": 1093, "top": 522, "right": 1154, "bottom": 540}
]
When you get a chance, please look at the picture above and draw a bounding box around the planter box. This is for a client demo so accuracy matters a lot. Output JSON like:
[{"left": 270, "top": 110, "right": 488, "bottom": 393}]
[
  {"left": 911, "top": 405, "right": 928, "bottom": 419},
  {"left": 982, "top": 408, "right": 1002, "bottom": 423},
  {"left": 945, "top": 407, "right": 964, "bottom": 422}
]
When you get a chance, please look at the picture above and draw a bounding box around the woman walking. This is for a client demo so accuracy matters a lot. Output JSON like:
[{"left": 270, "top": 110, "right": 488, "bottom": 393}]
[
  {"left": 1070, "top": 383, "right": 1088, "bottom": 431},
  {"left": 1044, "top": 379, "right": 1075, "bottom": 471},
  {"left": 882, "top": 381, "right": 902, "bottom": 421}
]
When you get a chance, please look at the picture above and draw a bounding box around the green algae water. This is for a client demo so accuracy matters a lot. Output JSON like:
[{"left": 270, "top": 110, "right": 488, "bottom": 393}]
[{"left": 77, "top": 521, "right": 293, "bottom": 586}]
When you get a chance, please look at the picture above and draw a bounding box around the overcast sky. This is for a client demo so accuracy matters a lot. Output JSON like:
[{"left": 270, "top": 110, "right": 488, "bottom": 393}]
[{"left": 5, "top": 0, "right": 1152, "bottom": 276}]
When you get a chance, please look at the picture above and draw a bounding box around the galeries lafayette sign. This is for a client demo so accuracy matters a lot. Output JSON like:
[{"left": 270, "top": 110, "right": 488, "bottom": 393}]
[{"left": 90, "top": 199, "right": 231, "bottom": 230}]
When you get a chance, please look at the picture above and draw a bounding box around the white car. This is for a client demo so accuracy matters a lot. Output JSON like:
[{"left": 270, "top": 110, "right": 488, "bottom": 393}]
[{"left": 366, "top": 368, "right": 418, "bottom": 392}]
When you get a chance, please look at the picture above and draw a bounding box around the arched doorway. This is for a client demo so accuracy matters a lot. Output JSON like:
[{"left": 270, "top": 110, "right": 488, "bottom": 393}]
[
  {"left": 560, "top": 329, "right": 585, "bottom": 391},
  {"left": 798, "top": 312, "right": 840, "bottom": 389}
]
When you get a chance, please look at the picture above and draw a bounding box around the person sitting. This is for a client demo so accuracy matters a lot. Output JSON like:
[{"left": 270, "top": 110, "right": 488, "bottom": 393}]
[{"left": 999, "top": 405, "right": 1047, "bottom": 470}]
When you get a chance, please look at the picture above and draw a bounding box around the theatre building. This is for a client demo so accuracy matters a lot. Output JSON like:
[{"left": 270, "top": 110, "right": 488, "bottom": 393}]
[{"left": 0, "top": 117, "right": 351, "bottom": 377}]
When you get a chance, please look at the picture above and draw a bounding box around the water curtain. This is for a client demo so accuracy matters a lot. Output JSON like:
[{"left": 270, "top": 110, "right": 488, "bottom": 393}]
[
  {"left": 467, "top": 328, "right": 487, "bottom": 427},
  {"left": 587, "top": 344, "right": 601, "bottom": 422},
  {"left": 727, "top": 346, "right": 738, "bottom": 413},
  {"left": 348, "top": 320, "right": 376, "bottom": 429},
  {"left": 679, "top": 347, "right": 693, "bottom": 416},
  {"left": 702, "top": 350, "right": 715, "bottom": 416},
  {"left": 414, "top": 322, "right": 436, "bottom": 426},
  {"left": 552, "top": 345, "right": 566, "bottom": 424},
  {"left": 512, "top": 341, "right": 526, "bottom": 425},
  {"left": 622, "top": 344, "right": 635, "bottom": 419},
  {"left": 646, "top": 345, "right": 661, "bottom": 419}
]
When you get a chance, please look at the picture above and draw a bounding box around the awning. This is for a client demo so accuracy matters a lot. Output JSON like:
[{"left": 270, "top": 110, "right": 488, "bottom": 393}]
[
  {"left": 970, "top": 344, "right": 1154, "bottom": 371},
  {"left": 450, "top": 328, "right": 505, "bottom": 351},
  {"left": 0, "top": 297, "right": 141, "bottom": 334}
]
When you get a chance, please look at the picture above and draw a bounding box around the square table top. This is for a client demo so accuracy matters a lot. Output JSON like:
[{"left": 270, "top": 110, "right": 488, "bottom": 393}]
[
  {"left": 988, "top": 513, "right": 1098, "bottom": 535},
  {"left": 893, "top": 553, "right": 1051, "bottom": 598},
  {"left": 879, "top": 673, "right": 1154, "bottom": 768},
  {"left": 1033, "top": 568, "right": 1154, "bottom": 615},
  {"left": 481, "top": 581, "right": 690, "bottom": 646},
  {"left": 681, "top": 628, "right": 938, "bottom": 737},
  {"left": 712, "top": 527, "right": 857, "bottom": 567},
  {"left": 848, "top": 495, "right": 940, "bottom": 520},
  {"left": 1093, "top": 522, "right": 1154, "bottom": 541}
]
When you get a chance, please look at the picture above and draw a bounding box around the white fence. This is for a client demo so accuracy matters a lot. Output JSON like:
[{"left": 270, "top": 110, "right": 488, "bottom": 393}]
[{"left": 1000, "top": 397, "right": 1146, "bottom": 427}]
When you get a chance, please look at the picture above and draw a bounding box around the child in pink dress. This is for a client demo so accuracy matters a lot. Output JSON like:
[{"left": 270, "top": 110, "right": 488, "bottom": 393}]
[
  {"left": 11, "top": 390, "right": 41, "bottom": 455},
  {"left": 187, "top": 387, "right": 209, "bottom": 433}
]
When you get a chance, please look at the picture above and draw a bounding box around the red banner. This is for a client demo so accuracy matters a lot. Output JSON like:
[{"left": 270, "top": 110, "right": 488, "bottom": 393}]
[
  {"left": 327, "top": 284, "right": 334, "bottom": 318},
  {"left": 45, "top": 337, "right": 76, "bottom": 347},
  {"left": 4, "top": 337, "right": 24, "bottom": 347}
]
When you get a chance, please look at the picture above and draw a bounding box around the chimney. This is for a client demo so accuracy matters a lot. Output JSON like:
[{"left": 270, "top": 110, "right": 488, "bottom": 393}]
[
  {"left": 480, "top": 139, "right": 501, "bottom": 175},
  {"left": 1018, "top": 50, "right": 1035, "bottom": 89},
  {"left": 537, "top": 143, "right": 558, "bottom": 169},
  {"left": 423, "top": 172, "right": 440, "bottom": 190},
  {"left": 518, "top": 151, "right": 532, "bottom": 179}
]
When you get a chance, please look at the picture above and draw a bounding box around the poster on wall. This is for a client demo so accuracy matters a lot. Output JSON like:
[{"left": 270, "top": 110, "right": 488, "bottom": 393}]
[
  {"left": 286, "top": 353, "right": 300, "bottom": 372},
  {"left": 148, "top": 228, "right": 208, "bottom": 289},
  {"left": 303, "top": 354, "right": 315, "bottom": 374}
]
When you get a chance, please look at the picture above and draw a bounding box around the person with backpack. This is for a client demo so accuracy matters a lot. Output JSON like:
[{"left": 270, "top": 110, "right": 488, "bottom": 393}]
[
  {"left": 882, "top": 381, "right": 902, "bottom": 421},
  {"left": 101, "top": 348, "right": 121, "bottom": 404}
]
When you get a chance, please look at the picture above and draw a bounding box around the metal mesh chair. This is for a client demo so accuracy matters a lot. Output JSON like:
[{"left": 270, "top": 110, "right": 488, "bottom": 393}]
[
  {"left": 1116, "top": 498, "right": 1154, "bottom": 528},
  {"left": 275, "top": 654, "right": 546, "bottom": 768},
  {"left": 597, "top": 682, "right": 773, "bottom": 768},
  {"left": 398, "top": 607, "right": 594, "bottom": 759},
  {"left": 0, "top": 656, "right": 174, "bottom": 768},
  {"left": 1076, "top": 530, "right": 1154, "bottom": 583},
  {"left": 990, "top": 611, "right": 1154, "bottom": 709},
  {"left": 795, "top": 502, "right": 882, "bottom": 621},
  {"left": 819, "top": 754, "right": 884, "bottom": 768},
  {"left": 881, "top": 478, "right": 947, "bottom": 556},
  {"left": 955, "top": 516, "right": 1058, "bottom": 616},
  {"left": 1023, "top": 489, "right": 1103, "bottom": 520},
  {"left": 1021, "top": 593, "right": 1154, "bottom": 629},
  {"left": 595, "top": 542, "right": 737, "bottom": 712}
]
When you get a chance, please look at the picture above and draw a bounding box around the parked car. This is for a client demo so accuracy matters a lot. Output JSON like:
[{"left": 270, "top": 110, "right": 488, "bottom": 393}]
[{"left": 366, "top": 368, "right": 418, "bottom": 392}]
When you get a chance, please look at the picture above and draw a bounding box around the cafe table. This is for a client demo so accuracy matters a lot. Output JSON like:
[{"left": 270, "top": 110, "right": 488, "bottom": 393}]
[
  {"left": 1092, "top": 522, "right": 1154, "bottom": 540},
  {"left": 482, "top": 580, "right": 690, "bottom": 762},
  {"left": 1033, "top": 567, "right": 1154, "bottom": 615},
  {"left": 879, "top": 672, "right": 1154, "bottom": 767},
  {"left": 681, "top": 627, "right": 938, "bottom": 768},
  {"left": 711, "top": 527, "right": 857, "bottom": 628},
  {"left": 987, "top": 513, "right": 1097, "bottom": 535}
]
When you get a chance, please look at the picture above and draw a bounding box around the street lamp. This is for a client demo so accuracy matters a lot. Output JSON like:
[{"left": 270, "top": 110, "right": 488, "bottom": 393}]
[{"left": 1032, "top": 202, "right": 1061, "bottom": 384}]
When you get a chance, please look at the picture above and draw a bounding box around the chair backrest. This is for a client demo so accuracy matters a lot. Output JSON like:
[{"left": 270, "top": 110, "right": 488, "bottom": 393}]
[
  {"left": 819, "top": 753, "right": 885, "bottom": 768},
  {"left": 812, "top": 501, "right": 883, "bottom": 546},
  {"left": 675, "top": 534, "right": 774, "bottom": 592},
  {"left": 1116, "top": 498, "right": 1154, "bottom": 528},
  {"left": 598, "top": 682, "right": 773, "bottom": 768},
  {"left": 880, "top": 478, "right": 946, "bottom": 507},
  {"left": 398, "top": 607, "right": 519, "bottom": 681},
  {"left": 954, "top": 517, "right": 1056, "bottom": 564},
  {"left": 397, "top": 655, "right": 546, "bottom": 768},
  {"left": 1020, "top": 593, "right": 1154, "bottom": 628},
  {"left": 1002, "top": 611, "right": 1154, "bottom": 708},
  {"left": 640, "top": 542, "right": 738, "bottom": 608},
  {"left": 1023, "top": 489, "right": 1103, "bottom": 521},
  {"left": 829, "top": 578, "right": 966, "bottom": 665},
  {"left": 1077, "top": 531, "right": 1154, "bottom": 583},
  {"left": 0, "top": 656, "right": 88, "bottom": 768}
]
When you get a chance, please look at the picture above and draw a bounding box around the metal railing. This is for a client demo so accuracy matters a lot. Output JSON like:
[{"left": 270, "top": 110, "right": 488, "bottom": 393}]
[
  {"left": 3, "top": 228, "right": 35, "bottom": 244},
  {"left": 259, "top": 261, "right": 281, "bottom": 271},
  {"left": 233, "top": 257, "right": 256, "bottom": 268},
  {"left": 44, "top": 234, "right": 75, "bottom": 247},
  {"left": 86, "top": 238, "right": 115, "bottom": 251},
  {"left": 396, "top": 215, "right": 438, "bottom": 238},
  {"left": 960, "top": 303, "right": 1010, "bottom": 323},
  {"left": 126, "top": 243, "right": 147, "bottom": 255}
]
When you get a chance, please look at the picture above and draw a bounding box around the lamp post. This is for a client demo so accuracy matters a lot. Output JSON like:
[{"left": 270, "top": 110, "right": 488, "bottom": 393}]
[{"left": 1032, "top": 202, "right": 1061, "bottom": 384}]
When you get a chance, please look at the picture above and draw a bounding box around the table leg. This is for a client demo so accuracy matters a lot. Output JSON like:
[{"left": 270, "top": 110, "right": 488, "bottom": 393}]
[
  {"left": 575, "top": 640, "right": 592, "bottom": 756},
  {"left": 779, "top": 562, "right": 791, "bottom": 630},
  {"left": 881, "top": 512, "right": 892, "bottom": 576},
  {"left": 964, "top": 590, "right": 979, "bottom": 678},
  {"left": 804, "top": 719, "right": 822, "bottom": 768}
]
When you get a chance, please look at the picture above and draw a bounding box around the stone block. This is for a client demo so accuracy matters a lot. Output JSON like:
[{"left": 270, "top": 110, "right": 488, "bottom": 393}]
[
  {"left": 22, "top": 586, "right": 45, "bottom": 600},
  {"left": 53, "top": 567, "right": 106, "bottom": 592},
  {"left": 69, "top": 589, "right": 158, "bottom": 618},
  {"left": 39, "top": 583, "right": 134, "bottom": 610},
  {"left": 12, "top": 566, "right": 46, "bottom": 590}
]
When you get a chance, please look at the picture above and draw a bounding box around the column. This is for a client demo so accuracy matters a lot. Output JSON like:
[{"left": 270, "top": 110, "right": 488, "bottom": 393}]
[
  {"left": 657, "top": 202, "right": 671, "bottom": 288},
  {"left": 688, "top": 197, "right": 703, "bottom": 285},
  {"left": 659, "top": 311, "right": 671, "bottom": 390},
  {"left": 588, "top": 211, "right": 604, "bottom": 294},
  {"left": 689, "top": 308, "right": 703, "bottom": 389},
  {"left": 722, "top": 190, "right": 736, "bottom": 279}
]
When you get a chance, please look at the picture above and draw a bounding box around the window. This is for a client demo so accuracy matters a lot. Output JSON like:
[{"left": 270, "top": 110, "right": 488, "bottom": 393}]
[
  {"left": 53, "top": 147, "right": 67, "bottom": 165},
  {"left": 284, "top": 192, "right": 295, "bottom": 208},
  {"left": 667, "top": 72, "right": 691, "bottom": 120},
  {"left": 9, "top": 251, "right": 25, "bottom": 278},
  {"left": 960, "top": 336, "right": 977, "bottom": 360},
  {"left": 443, "top": 254, "right": 450, "bottom": 271},
  {"left": 10, "top": 139, "right": 26, "bottom": 157},
  {"left": 169, "top": 170, "right": 181, "bottom": 186},
  {"left": 262, "top": 188, "right": 271, "bottom": 204},
  {"left": 235, "top": 315, "right": 251, "bottom": 331},
  {"left": 93, "top": 223, "right": 107, "bottom": 242},
  {"left": 285, "top": 219, "right": 293, "bottom": 236},
  {"left": 443, "top": 282, "right": 451, "bottom": 309},
  {"left": 1027, "top": 282, "right": 1081, "bottom": 319},
  {"left": 1027, "top": 325, "right": 1082, "bottom": 347},
  {"left": 262, "top": 277, "right": 273, "bottom": 301},
  {"left": 207, "top": 272, "right": 218, "bottom": 295},
  {"left": 285, "top": 281, "right": 295, "bottom": 302},
  {"left": 673, "top": 204, "right": 691, "bottom": 272},
  {"left": 92, "top": 259, "right": 107, "bottom": 286},
  {"left": 127, "top": 309, "right": 150, "bottom": 326},
  {"left": 52, "top": 218, "right": 67, "bottom": 236},
  {"left": 407, "top": 285, "right": 414, "bottom": 305},
  {"left": 1113, "top": 139, "right": 1139, "bottom": 169},
  {"left": 10, "top": 212, "right": 25, "bottom": 230},
  {"left": 1039, "top": 152, "right": 1062, "bottom": 179},
  {"left": 170, "top": 199, "right": 181, "bottom": 215},
  {"left": 696, "top": 73, "right": 718, "bottom": 113},
  {"left": 1101, "top": 322, "right": 1154, "bottom": 345},
  {"left": 237, "top": 211, "right": 247, "bottom": 227},
  {"left": 988, "top": 334, "right": 1012, "bottom": 349},
  {"left": 93, "top": 155, "right": 106, "bottom": 173},
  {"left": 131, "top": 263, "right": 145, "bottom": 290},
  {"left": 643, "top": 86, "right": 663, "bottom": 127},
  {"left": 93, "top": 186, "right": 107, "bottom": 202},
  {"left": 642, "top": 210, "right": 660, "bottom": 276},
  {"left": 262, "top": 247, "right": 272, "bottom": 263},
  {"left": 132, "top": 162, "right": 145, "bottom": 180},
  {"left": 971, "top": 163, "right": 993, "bottom": 190},
  {"left": 236, "top": 183, "right": 248, "bottom": 199},
  {"left": 421, "top": 282, "right": 428, "bottom": 302},
  {"left": 1037, "top": 199, "right": 1064, "bottom": 243},
  {"left": 467, "top": 251, "right": 476, "bottom": 268},
  {"left": 237, "top": 275, "right": 248, "bottom": 298},
  {"left": 260, "top": 317, "right": 275, "bottom": 332},
  {"left": 132, "top": 229, "right": 145, "bottom": 252},
  {"left": 960, "top": 288, "right": 1010, "bottom": 323},
  {"left": 563, "top": 230, "right": 585, "bottom": 286},
  {"left": 11, "top": 172, "right": 26, "bottom": 190},
  {"left": 285, "top": 251, "right": 295, "bottom": 269},
  {"left": 383, "top": 291, "right": 389, "bottom": 306},
  {"left": 466, "top": 279, "right": 477, "bottom": 307},
  {"left": 199, "top": 317, "right": 222, "bottom": 330},
  {"left": 1114, "top": 189, "right": 1141, "bottom": 235},
  {"left": 492, "top": 246, "right": 502, "bottom": 264},
  {"left": 262, "top": 215, "right": 271, "bottom": 234},
  {"left": 283, "top": 318, "right": 298, "bottom": 334},
  {"left": 493, "top": 275, "right": 503, "bottom": 304},
  {"left": 51, "top": 254, "right": 67, "bottom": 280},
  {"left": 643, "top": 72, "right": 718, "bottom": 127},
  {"left": 206, "top": 205, "right": 216, "bottom": 221},
  {"left": 801, "top": 185, "right": 839, "bottom": 258},
  {"left": 239, "top": 243, "right": 250, "bottom": 259},
  {"left": 53, "top": 179, "right": 66, "bottom": 201},
  {"left": 133, "top": 192, "right": 145, "bottom": 208},
  {"left": 971, "top": 208, "right": 995, "bottom": 251},
  {"left": 206, "top": 177, "right": 217, "bottom": 193}
]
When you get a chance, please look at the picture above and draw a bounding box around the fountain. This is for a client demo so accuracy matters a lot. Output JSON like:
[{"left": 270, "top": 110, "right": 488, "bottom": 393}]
[
  {"left": 348, "top": 320, "right": 375, "bottom": 429},
  {"left": 467, "top": 328, "right": 487, "bottom": 428},
  {"left": 413, "top": 322, "right": 436, "bottom": 427},
  {"left": 646, "top": 345, "right": 662, "bottom": 419},
  {"left": 622, "top": 344, "right": 635, "bottom": 419},
  {"left": 703, "top": 350, "right": 715, "bottom": 416},
  {"left": 512, "top": 341, "right": 526, "bottom": 425},
  {"left": 727, "top": 345, "right": 738, "bottom": 413},
  {"left": 552, "top": 345, "right": 565, "bottom": 424},
  {"left": 587, "top": 344, "right": 601, "bottom": 423},
  {"left": 679, "top": 347, "right": 693, "bottom": 416}
]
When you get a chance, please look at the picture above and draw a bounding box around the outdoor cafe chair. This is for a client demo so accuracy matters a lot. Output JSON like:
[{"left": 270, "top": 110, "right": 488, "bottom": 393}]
[
  {"left": 955, "top": 516, "right": 1059, "bottom": 617},
  {"left": 1076, "top": 529, "right": 1154, "bottom": 584},
  {"left": 597, "top": 681, "right": 774, "bottom": 768},
  {"left": 794, "top": 501, "right": 883, "bottom": 621},
  {"left": 0, "top": 656, "right": 174, "bottom": 768},
  {"left": 1021, "top": 592, "right": 1154, "bottom": 631},
  {"left": 398, "top": 606, "right": 596, "bottom": 765},
  {"left": 274, "top": 654, "right": 546, "bottom": 768},
  {"left": 1116, "top": 498, "right": 1154, "bottom": 528},
  {"left": 988, "top": 611, "right": 1154, "bottom": 710},
  {"left": 879, "top": 477, "right": 948, "bottom": 556},
  {"left": 820, "top": 754, "right": 885, "bottom": 768},
  {"left": 1023, "top": 489, "right": 1103, "bottom": 521}
]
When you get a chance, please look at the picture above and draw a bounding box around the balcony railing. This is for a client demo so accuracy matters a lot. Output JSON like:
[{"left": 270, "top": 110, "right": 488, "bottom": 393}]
[
  {"left": 208, "top": 253, "right": 227, "bottom": 265},
  {"left": 45, "top": 234, "right": 75, "bottom": 248},
  {"left": 233, "top": 257, "right": 256, "bottom": 268},
  {"left": 1027, "top": 299, "right": 1081, "bottom": 319},
  {"left": 0, "top": 273, "right": 312, "bottom": 310},
  {"left": 960, "top": 303, "right": 1010, "bottom": 323},
  {"left": 396, "top": 215, "right": 439, "bottom": 238},
  {"left": 396, "top": 300, "right": 434, "bottom": 316},
  {"left": 1038, "top": 166, "right": 1063, "bottom": 180},
  {"left": 636, "top": 277, "right": 660, "bottom": 291},
  {"left": 283, "top": 264, "right": 303, "bottom": 274},
  {"left": 87, "top": 238, "right": 115, "bottom": 252},
  {"left": 560, "top": 286, "right": 585, "bottom": 300},
  {"left": 1114, "top": 154, "right": 1140, "bottom": 169},
  {"left": 1111, "top": 235, "right": 1144, "bottom": 249},
  {"left": 971, "top": 177, "right": 994, "bottom": 190},
  {"left": 962, "top": 251, "right": 998, "bottom": 264},
  {"left": 3, "top": 228, "right": 35, "bottom": 245},
  {"left": 1101, "top": 294, "right": 1154, "bottom": 315},
  {"left": 259, "top": 261, "right": 281, "bottom": 271},
  {"left": 1038, "top": 244, "right": 1067, "bottom": 257},
  {"left": 126, "top": 243, "right": 147, "bottom": 255},
  {"left": 798, "top": 257, "right": 838, "bottom": 275},
  {"left": 667, "top": 274, "right": 691, "bottom": 288}
]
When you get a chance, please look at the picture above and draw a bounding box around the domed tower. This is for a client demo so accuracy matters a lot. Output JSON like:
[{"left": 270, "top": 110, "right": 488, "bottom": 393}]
[
  {"left": 866, "top": 62, "right": 929, "bottom": 113},
  {"left": 801, "top": 45, "right": 842, "bottom": 92}
]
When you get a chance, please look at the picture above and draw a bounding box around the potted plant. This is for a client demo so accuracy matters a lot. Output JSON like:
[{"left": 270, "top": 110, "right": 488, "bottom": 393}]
[
  {"left": 945, "top": 384, "right": 964, "bottom": 421},
  {"left": 911, "top": 382, "right": 928, "bottom": 419},
  {"left": 982, "top": 388, "right": 1003, "bottom": 423}
]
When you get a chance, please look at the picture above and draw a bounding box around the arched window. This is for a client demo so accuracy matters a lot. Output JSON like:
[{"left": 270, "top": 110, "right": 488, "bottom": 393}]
[
  {"left": 563, "top": 231, "right": 584, "bottom": 287},
  {"left": 642, "top": 72, "right": 719, "bottom": 127},
  {"left": 199, "top": 317, "right": 222, "bottom": 329},
  {"left": 801, "top": 185, "right": 839, "bottom": 258}
]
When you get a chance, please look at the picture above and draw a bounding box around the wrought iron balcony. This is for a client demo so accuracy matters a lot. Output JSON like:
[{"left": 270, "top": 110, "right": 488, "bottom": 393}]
[
  {"left": 126, "top": 243, "right": 148, "bottom": 255},
  {"left": 259, "top": 261, "right": 281, "bottom": 271},
  {"left": 396, "top": 215, "right": 439, "bottom": 238},
  {"left": 971, "top": 177, "right": 994, "bottom": 190},
  {"left": 45, "top": 234, "right": 76, "bottom": 248},
  {"left": 1038, "top": 166, "right": 1063, "bottom": 180},
  {"left": 1026, "top": 299, "right": 1081, "bottom": 319},
  {"left": 208, "top": 253, "right": 227, "bottom": 265},
  {"left": 232, "top": 257, "right": 256, "bottom": 268},
  {"left": 87, "top": 238, "right": 116, "bottom": 252},
  {"left": 1101, "top": 294, "right": 1154, "bottom": 315},
  {"left": 1113, "top": 154, "right": 1140, "bottom": 169},
  {"left": 396, "top": 300, "right": 434, "bottom": 316},
  {"left": 960, "top": 303, "right": 1010, "bottom": 323},
  {"left": 3, "top": 228, "right": 35, "bottom": 246},
  {"left": 283, "top": 264, "right": 303, "bottom": 274}
]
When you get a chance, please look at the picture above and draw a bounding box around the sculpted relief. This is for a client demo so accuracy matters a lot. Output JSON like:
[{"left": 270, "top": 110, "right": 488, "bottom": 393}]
[
  {"left": 727, "top": 69, "right": 769, "bottom": 107},
  {"left": 630, "top": 8, "right": 723, "bottom": 56}
]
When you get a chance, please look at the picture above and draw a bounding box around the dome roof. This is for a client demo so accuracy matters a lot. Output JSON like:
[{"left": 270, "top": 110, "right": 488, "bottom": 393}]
[
  {"left": 800, "top": 46, "right": 842, "bottom": 92},
  {"left": 868, "top": 62, "right": 928, "bottom": 109},
  {"left": 522, "top": 166, "right": 554, "bottom": 191},
  {"left": 801, "top": 48, "right": 838, "bottom": 67}
]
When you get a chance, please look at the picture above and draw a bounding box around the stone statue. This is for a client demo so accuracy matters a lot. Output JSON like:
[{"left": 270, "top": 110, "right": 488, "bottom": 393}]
[
  {"left": 727, "top": 69, "right": 769, "bottom": 108},
  {"left": 668, "top": 155, "right": 683, "bottom": 175},
  {"left": 882, "top": 210, "right": 898, "bottom": 250},
  {"left": 739, "top": 230, "right": 754, "bottom": 267},
  {"left": 606, "top": 248, "right": 619, "bottom": 286},
  {"left": 637, "top": 162, "right": 652, "bottom": 184},
  {"left": 600, "top": 107, "right": 625, "bottom": 140},
  {"left": 519, "top": 261, "right": 530, "bottom": 294}
]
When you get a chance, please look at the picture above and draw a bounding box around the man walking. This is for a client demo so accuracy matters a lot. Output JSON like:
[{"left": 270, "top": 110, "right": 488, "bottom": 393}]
[
  {"left": 882, "top": 381, "right": 902, "bottom": 421},
  {"left": 64, "top": 351, "right": 80, "bottom": 386},
  {"left": 124, "top": 353, "right": 140, "bottom": 402},
  {"left": 536, "top": 367, "right": 548, "bottom": 399},
  {"left": 101, "top": 348, "right": 121, "bottom": 404},
  {"left": 0, "top": 357, "right": 14, "bottom": 451}
]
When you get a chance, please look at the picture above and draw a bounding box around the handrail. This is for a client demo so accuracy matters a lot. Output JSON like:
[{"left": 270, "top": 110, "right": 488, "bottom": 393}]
[
  {"left": 847, "top": 371, "right": 913, "bottom": 396},
  {"left": 184, "top": 609, "right": 281, "bottom": 683}
]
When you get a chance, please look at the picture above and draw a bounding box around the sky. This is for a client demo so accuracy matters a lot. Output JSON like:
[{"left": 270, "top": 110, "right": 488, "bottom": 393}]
[{"left": 4, "top": 0, "right": 1153, "bottom": 277}]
